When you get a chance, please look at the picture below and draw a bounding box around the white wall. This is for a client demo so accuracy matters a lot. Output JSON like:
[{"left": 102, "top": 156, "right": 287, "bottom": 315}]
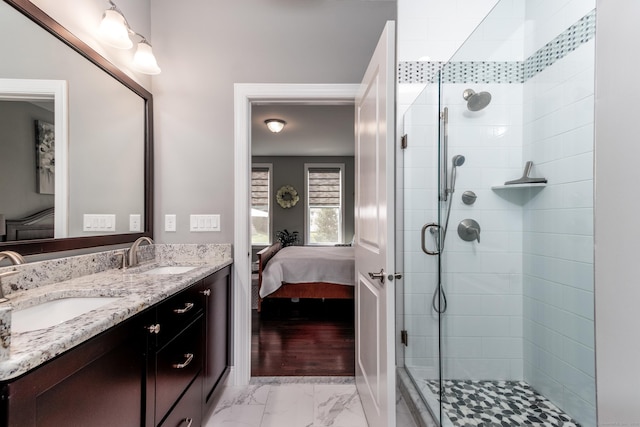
[
  {"left": 594, "top": 0, "right": 640, "bottom": 424},
  {"left": 397, "top": 0, "right": 499, "bottom": 62}
]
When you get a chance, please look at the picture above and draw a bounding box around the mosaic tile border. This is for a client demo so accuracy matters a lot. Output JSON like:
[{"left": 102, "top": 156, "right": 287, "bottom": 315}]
[
  {"left": 523, "top": 9, "right": 596, "bottom": 81},
  {"left": 398, "top": 9, "right": 595, "bottom": 85},
  {"left": 425, "top": 379, "right": 581, "bottom": 427}
]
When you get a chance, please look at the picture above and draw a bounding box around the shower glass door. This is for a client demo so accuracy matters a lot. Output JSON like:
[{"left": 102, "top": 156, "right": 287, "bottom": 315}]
[
  {"left": 401, "top": 76, "right": 443, "bottom": 424},
  {"left": 402, "top": 1, "right": 597, "bottom": 426}
]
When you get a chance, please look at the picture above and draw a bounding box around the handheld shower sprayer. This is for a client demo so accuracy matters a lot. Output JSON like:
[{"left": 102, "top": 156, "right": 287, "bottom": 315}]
[
  {"left": 452, "top": 154, "right": 466, "bottom": 167},
  {"left": 433, "top": 154, "right": 466, "bottom": 315},
  {"left": 447, "top": 155, "right": 465, "bottom": 198}
]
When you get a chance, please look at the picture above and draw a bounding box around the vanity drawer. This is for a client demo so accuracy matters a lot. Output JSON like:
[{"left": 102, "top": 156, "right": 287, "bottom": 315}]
[
  {"left": 155, "top": 315, "right": 204, "bottom": 424},
  {"left": 158, "top": 375, "right": 203, "bottom": 427},
  {"left": 155, "top": 283, "right": 204, "bottom": 348}
]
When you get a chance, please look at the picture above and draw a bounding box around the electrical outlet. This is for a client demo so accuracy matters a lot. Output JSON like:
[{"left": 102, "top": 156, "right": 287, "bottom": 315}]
[
  {"left": 165, "top": 214, "right": 176, "bottom": 232},
  {"left": 129, "top": 214, "right": 141, "bottom": 232}
]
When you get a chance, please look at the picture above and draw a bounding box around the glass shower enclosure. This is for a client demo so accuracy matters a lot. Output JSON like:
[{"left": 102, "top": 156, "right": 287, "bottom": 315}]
[{"left": 400, "top": 1, "right": 597, "bottom": 426}]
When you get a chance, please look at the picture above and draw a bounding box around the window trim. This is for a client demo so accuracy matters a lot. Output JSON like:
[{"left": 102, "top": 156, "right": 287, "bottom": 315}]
[
  {"left": 304, "top": 163, "right": 345, "bottom": 246},
  {"left": 251, "top": 163, "right": 272, "bottom": 246}
]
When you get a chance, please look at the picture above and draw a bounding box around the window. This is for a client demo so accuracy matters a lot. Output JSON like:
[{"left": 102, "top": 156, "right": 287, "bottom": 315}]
[
  {"left": 251, "top": 164, "right": 271, "bottom": 245},
  {"left": 305, "top": 164, "right": 344, "bottom": 245}
]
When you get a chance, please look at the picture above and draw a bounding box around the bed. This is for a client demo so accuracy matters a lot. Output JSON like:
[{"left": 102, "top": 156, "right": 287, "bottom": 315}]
[
  {"left": 256, "top": 243, "right": 355, "bottom": 312},
  {"left": 2, "top": 207, "right": 54, "bottom": 242}
]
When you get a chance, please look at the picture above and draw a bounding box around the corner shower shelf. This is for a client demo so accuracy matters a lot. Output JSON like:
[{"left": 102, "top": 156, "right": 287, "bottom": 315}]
[{"left": 491, "top": 183, "right": 547, "bottom": 190}]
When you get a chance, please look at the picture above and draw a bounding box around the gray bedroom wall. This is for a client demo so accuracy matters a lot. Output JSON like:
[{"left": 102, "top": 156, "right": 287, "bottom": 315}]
[
  {"left": 0, "top": 101, "right": 54, "bottom": 219},
  {"left": 252, "top": 156, "right": 355, "bottom": 250},
  {"left": 150, "top": 0, "right": 396, "bottom": 243}
]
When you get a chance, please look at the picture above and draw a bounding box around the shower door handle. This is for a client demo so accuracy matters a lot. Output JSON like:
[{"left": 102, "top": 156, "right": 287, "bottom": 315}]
[{"left": 421, "top": 223, "right": 440, "bottom": 255}]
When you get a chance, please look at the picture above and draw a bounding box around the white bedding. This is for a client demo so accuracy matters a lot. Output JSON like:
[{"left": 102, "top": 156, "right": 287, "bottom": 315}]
[{"left": 259, "top": 246, "right": 355, "bottom": 298}]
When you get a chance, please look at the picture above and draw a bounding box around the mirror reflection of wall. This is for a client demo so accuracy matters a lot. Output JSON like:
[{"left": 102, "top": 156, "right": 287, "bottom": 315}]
[
  {"left": 0, "top": 1, "right": 145, "bottom": 240},
  {"left": 0, "top": 100, "right": 54, "bottom": 241}
]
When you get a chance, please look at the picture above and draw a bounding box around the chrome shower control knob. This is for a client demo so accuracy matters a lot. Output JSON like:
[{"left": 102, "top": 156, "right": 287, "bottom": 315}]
[
  {"left": 461, "top": 191, "right": 477, "bottom": 205},
  {"left": 458, "top": 219, "right": 481, "bottom": 243}
]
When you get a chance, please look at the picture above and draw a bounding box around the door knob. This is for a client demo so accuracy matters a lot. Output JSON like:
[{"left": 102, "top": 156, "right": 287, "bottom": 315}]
[{"left": 368, "top": 269, "right": 385, "bottom": 284}]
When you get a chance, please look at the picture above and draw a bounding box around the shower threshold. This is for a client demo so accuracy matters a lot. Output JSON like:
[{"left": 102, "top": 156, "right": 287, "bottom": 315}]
[{"left": 422, "top": 379, "right": 581, "bottom": 426}]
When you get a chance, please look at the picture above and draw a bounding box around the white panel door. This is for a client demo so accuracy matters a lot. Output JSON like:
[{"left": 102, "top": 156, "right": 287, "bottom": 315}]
[{"left": 354, "top": 21, "right": 396, "bottom": 427}]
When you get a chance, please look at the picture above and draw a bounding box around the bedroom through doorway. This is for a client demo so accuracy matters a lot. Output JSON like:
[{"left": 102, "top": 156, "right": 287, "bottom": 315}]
[{"left": 249, "top": 102, "right": 356, "bottom": 376}]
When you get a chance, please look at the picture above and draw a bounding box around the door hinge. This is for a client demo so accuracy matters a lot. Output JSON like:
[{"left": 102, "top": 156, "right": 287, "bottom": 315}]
[
  {"left": 401, "top": 134, "right": 408, "bottom": 149},
  {"left": 401, "top": 330, "right": 408, "bottom": 347}
]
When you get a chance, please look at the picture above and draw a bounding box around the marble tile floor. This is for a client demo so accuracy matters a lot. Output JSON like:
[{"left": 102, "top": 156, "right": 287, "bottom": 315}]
[{"left": 204, "top": 376, "right": 420, "bottom": 427}]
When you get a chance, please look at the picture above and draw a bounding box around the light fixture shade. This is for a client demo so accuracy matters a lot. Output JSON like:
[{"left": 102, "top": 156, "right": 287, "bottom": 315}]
[
  {"left": 99, "top": 9, "right": 132, "bottom": 49},
  {"left": 265, "top": 119, "right": 286, "bottom": 133},
  {"left": 133, "top": 41, "right": 161, "bottom": 75}
]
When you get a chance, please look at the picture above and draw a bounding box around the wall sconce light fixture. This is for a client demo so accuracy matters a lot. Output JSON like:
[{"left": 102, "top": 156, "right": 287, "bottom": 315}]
[
  {"left": 265, "top": 119, "right": 286, "bottom": 133},
  {"left": 99, "top": 0, "right": 161, "bottom": 75}
]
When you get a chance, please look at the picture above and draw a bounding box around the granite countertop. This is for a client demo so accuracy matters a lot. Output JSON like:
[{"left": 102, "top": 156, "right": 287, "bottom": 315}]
[{"left": 0, "top": 259, "right": 232, "bottom": 381}]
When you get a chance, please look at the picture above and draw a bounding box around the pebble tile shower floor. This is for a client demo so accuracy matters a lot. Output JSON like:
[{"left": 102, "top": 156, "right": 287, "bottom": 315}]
[{"left": 425, "top": 380, "right": 581, "bottom": 426}]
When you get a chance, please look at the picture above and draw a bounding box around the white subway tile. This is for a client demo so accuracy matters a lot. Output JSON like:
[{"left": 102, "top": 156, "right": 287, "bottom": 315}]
[
  {"left": 562, "top": 336, "right": 596, "bottom": 377},
  {"left": 482, "top": 337, "right": 523, "bottom": 358}
]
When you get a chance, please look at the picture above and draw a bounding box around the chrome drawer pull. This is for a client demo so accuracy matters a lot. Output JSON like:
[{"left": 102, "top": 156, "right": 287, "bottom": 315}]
[
  {"left": 181, "top": 418, "right": 193, "bottom": 427},
  {"left": 172, "top": 353, "right": 194, "bottom": 369},
  {"left": 173, "top": 302, "right": 194, "bottom": 314},
  {"left": 200, "top": 288, "right": 211, "bottom": 297},
  {"left": 146, "top": 324, "right": 161, "bottom": 334}
]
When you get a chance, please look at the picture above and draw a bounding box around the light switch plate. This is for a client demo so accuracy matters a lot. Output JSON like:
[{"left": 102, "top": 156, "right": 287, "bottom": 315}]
[
  {"left": 165, "top": 214, "right": 176, "bottom": 232},
  {"left": 83, "top": 214, "right": 116, "bottom": 232},
  {"left": 190, "top": 214, "right": 220, "bottom": 232},
  {"left": 129, "top": 214, "right": 141, "bottom": 232}
]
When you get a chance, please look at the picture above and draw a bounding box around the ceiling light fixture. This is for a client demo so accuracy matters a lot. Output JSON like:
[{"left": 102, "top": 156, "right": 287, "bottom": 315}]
[
  {"left": 99, "top": 0, "right": 161, "bottom": 75},
  {"left": 265, "top": 119, "right": 286, "bottom": 133}
]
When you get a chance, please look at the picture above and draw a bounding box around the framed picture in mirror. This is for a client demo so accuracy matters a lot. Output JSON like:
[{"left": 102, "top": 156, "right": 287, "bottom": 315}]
[{"left": 35, "top": 119, "right": 55, "bottom": 195}]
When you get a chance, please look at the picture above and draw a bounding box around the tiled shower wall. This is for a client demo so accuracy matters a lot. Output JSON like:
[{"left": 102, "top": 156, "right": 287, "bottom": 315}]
[
  {"left": 439, "top": 79, "right": 524, "bottom": 381},
  {"left": 399, "top": 1, "right": 596, "bottom": 426},
  {"left": 522, "top": 2, "right": 596, "bottom": 426}
]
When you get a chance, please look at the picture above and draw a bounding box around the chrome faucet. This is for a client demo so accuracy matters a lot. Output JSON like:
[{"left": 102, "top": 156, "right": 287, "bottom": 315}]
[
  {"left": 0, "top": 251, "right": 25, "bottom": 266},
  {"left": 0, "top": 251, "right": 25, "bottom": 302},
  {"left": 127, "top": 237, "right": 154, "bottom": 268}
]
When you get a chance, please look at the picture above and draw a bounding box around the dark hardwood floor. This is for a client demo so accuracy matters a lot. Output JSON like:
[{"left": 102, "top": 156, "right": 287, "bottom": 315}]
[{"left": 251, "top": 299, "right": 355, "bottom": 376}]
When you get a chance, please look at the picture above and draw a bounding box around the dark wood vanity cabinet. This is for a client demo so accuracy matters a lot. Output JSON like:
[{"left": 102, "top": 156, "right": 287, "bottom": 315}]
[
  {"left": 0, "top": 314, "right": 147, "bottom": 427},
  {"left": 147, "top": 265, "right": 231, "bottom": 426},
  {"left": 0, "top": 265, "right": 232, "bottom": 427},
  {"left": 146, "top": 296, "right": 204, "bottom": 427},
  {"left": 201, "top": 266, "right": 231, "bottom": 403}
]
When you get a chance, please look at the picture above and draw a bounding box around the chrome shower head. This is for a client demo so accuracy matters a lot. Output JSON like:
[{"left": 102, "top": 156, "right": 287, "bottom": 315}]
[
  {"left": 452, "top": 154, "right": 465, "bottom": 167},
  {"left": 463, "top": 89, "right": 492, "bottom": 111}
]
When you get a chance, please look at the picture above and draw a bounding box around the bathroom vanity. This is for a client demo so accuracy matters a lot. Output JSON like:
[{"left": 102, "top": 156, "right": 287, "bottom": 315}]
[{"left": 0, "top": 246, "right": 232, "bottom": 427}]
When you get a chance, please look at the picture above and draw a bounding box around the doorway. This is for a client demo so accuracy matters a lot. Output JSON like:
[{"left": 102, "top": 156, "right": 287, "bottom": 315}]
[
  {"left": 233, "top": 83, "right": 359, "bottom": 385},
  {"left": 250, "top": 102, "right": 356, "bottom": 376}
]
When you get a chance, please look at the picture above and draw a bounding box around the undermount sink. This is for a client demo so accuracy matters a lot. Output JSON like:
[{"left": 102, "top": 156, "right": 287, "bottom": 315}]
[
  {"left": 12, "top": 297, "right": 121, "bottom": 333},
  {"left": 141, "top": 266, "right": 197, "bottom": 275}
]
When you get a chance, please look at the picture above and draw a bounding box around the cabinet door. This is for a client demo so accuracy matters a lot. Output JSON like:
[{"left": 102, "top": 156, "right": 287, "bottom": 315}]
[
  {"left": 158, "top": 376, "right": 202, "bottom": 427},
  {"left": 202, "top": 266, "right": 230, "bottom": 403},
  {"left": 3, "top": 315, "right": 146, "bottom": 427}
]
